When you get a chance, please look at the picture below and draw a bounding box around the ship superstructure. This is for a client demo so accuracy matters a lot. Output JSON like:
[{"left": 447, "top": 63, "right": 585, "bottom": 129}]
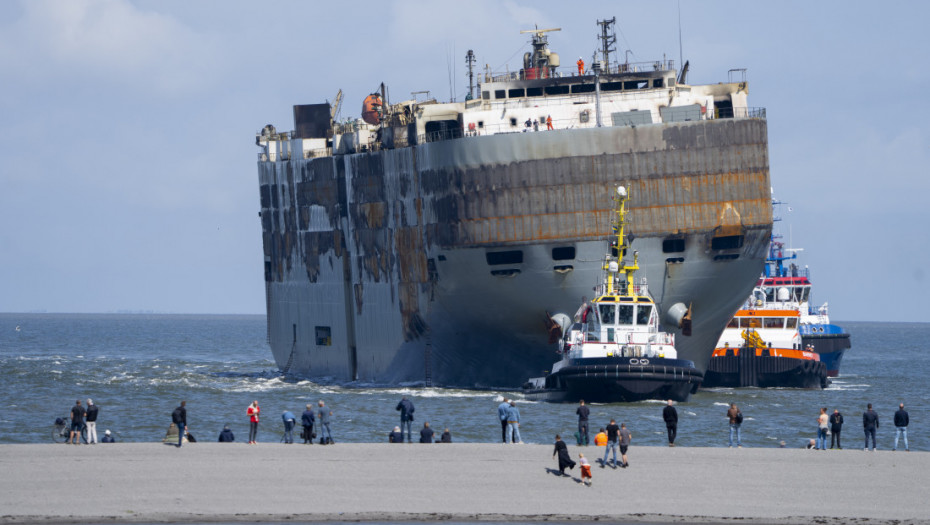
[{"left": 255, "top": 21, "right": 773, "bottom": 386}]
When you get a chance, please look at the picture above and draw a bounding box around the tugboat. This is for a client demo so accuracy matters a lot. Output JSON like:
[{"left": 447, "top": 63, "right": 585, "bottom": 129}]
[
  {"left": 523, "top": 186, "right": 703, "bottom": 403},
  {"left": 702, "top": 277, "right": 828, "bottom": 389}
]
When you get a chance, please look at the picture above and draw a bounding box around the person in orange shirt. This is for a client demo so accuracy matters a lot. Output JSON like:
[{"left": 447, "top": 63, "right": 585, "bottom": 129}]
[
  {"left": 247, "top": 400, "right": 260, "bottom": 444},
  {"left": 594, "top": 427, "right": 608, "bottom": 446},
  {"left": 577, "top": 57, "right": 584, "bottom": 75},
  {"left": 546, "top": 115, "right": 553, "bottom": 130}
]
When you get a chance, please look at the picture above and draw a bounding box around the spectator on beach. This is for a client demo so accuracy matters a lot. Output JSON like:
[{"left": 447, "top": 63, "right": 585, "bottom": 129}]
[
  {"left": 69, "top": 399, "right": 86, "bottom": 445},
  {"left": 317, "top": 400, "right": 333, "bottom": 444},
  {"left": 85, "top": 399, "right": 99, "bottom": 444},
  {"left": 893, "top": 403, "right": 910, "bottom": 451},
  {"left": 727, "top": 403, "right": 743, "bottom": 448},
  {"left": 100, "top": 429, "right": 115, "bottom": 443},
  {"left": 396, "top": 396, "right": 415, "bottom": 443},
  {"left": 389, "top": 426, "right": 404, "bottom": 443},
  {"left": 185, "top": 431, "right": 197, "bottom": 443},
  {"left": 594, "top": 428, "right": 607, "bottom": 447},
  {"left": 579, "top": 453, "right": 592, "bottom": 486},
  {"left": 281, "top": 410, "right": 296, "bottom": 444},
  {"left": 419, "top": 422, "right": 434, "bottom": 443},
  {"left": 829, "top": 409, "right": 844, "bottom": 449},
  {"left": 506, "top": 401, "right": 522, "bottom": 444},
  {"left": 247, "top": 401, "right": 260, "bottom": 444},
  {"left": 301, "top": 404, "right": 315, "bottom": 444},
  {"left": 576, "top": 399, "right": 590, "bottom": 445},
  {"left": 439, "top": 428, "right": 452, "bottom": 443},
  {"left": 816, "top": 407, "right": 829, "bottom": 450},
  {"left": 218, "top": 424, "right": 235, "bottom": 442},
  {"left": 552, "top": 434, "right": 575, "bottom": 476},
  {"left": 619, "top": 423, "right": 632, "bottom": 468},
  {"left": 806, "top": 438, "right": 816, "bottom": 449},
  {"left": 663, "top": 399, "right": 678, "bottom": 446},
  {"left": 171, "top": 401, "right": 187, "bottom": 448},
  {"left": 498, "top": 398, "right": 510, "bottom": 443},
  {"left": 863, "top": 403, "right": 879, "bottom": 451},
  {"left": 602, "top": 419, "right": 620, "bottom": 468}
]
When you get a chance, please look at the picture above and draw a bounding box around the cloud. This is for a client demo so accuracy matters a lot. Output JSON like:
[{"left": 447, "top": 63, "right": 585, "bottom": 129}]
[{"left": 0, "top": 0, "right": 223, "bottom": 96}]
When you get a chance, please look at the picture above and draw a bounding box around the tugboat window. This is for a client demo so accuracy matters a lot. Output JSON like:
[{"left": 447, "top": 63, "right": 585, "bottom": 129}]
[
  {"left": 598, "top": 304, "right": 616, "bottom": 325},
  {"left": 617, "top": 305, "right": 634, "bottom": 325},
  {"left": 315, "top": 326, "right": 331, "bottom": 346},
  {"left": 727, "top": 318, "right": 739, "bottom": 329},
  {"left": 636, "top": 305, "right": 652, "bottom": 325},
  {"left": 786, "top": 318, "right": 798, "bottom": 329},
  {"left": 744, "top": 317, "right": 762, "bottom": 329},
  {"left": 764, "top": 317, "right": 784, "bottom": 329}
]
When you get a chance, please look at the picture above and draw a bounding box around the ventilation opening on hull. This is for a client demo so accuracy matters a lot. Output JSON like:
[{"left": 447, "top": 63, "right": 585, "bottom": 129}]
[
  {"left": 491, "top": 269, "right": 521, "bottom": 277},
  {"left": 554, "top": 265, "right": 573, "bottom": 273},
  {"left": 551, "top": 246, "right": 576, "bottom": 260},
  {"left": 663, "top": 238, "right": 685, "bottom": 253},
  {"left": 486, "top": 250, "right": 523, "bottom": 265},
  {"left": 711, "top": 235, "right": 744, "bottom": 250},
  {"left": 666, "top": 257, "right": 684, "bottom": 264},
  {"left": 713, "top": 254, "right": 740, "bottom": 261}
]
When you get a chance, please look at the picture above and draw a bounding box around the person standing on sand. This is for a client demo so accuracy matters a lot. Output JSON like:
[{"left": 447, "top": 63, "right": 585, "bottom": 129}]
[
  {"left": 727, "top": 403, "right": 742, "bottom": 448},
  {"left": 893, "top": 403, "right": 909, "bottom": 451},
  {"left": 602, "top": 419, "right": 619, "bottom": 467},
  {"left": 498, "top": 398, "right": 510, "bottom": 443},
  {"left": 619, "top": 423, "right": 632, "bottom": 468},
  {"left": 85, "top": 399, "right": 99, "bottom": 444},
  {"left": 863, "top": 403, "right": 879, "bottom": 451},
  {"left": 576, "top": 399, "right": 590, "bottom": 445},
  {"left": 301, "top": 404, "right": 315, "bottom": 444},
  {"left": 506, "top": 401, "right": 522, "bottom": 444},
  {"left": 247, "top": 401, "right": 260, "bottom": 444},
  {"left": 281, "top": 410, "right": 296, "bottom": 444},
  {"left": 553, "top": 434, "right": 575, "bottom": 475},
  {"left": 830, "top": 408, "right": 844, "bottom": 449},
  {"left": 816, "top": 407, "right": 829, "bottom": 450},
  {"left": 663, "top": 399, "right": 678, "bottom": 446},
  {"left": 396, "top": 396, "right": 415, "bottom": 443},
  {"left": 171, "top": 401, "right": 187, "bottom": 448},
  {"left": 318, "top": 400, "right": 333, "bottom": 444},
  {"left": 69, "top": 399, "right": 86, "bottom": 445}
]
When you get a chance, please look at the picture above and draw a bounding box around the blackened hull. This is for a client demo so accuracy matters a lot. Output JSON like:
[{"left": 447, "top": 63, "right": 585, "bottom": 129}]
[
  {"left": 703, "top": 354, "right": 827, "bottom": 389},
  {"left": 802, "top": 333, "right": 851, "bottom": 377},
  {"left": 523, "top": 358, "right": 703, "bottom": 403}
]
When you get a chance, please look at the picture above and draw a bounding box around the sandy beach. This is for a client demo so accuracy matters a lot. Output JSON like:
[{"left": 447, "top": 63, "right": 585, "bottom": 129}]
[{"left": 0, "top": 442, "right": 926, "bottom": 524}]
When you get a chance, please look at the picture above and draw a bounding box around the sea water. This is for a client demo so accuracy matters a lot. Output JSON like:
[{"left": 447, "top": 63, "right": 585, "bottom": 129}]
[{"left": 1, "top": 313, "right": 926, "bottom": 450}]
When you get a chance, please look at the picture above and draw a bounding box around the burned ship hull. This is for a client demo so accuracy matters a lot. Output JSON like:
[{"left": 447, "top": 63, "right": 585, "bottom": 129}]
[{"left": 258, "top": 119, "right": 772, "bottom": 387}]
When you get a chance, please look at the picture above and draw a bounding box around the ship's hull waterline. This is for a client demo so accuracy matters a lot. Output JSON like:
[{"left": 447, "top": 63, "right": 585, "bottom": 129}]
[{"left": 258, "top": 119, "right": 773, "bottom": 387}]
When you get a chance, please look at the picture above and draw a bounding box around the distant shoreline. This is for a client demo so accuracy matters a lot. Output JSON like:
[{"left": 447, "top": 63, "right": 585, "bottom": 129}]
[{"left": 2, "top": 443, "right": 927, "bottom": 525}]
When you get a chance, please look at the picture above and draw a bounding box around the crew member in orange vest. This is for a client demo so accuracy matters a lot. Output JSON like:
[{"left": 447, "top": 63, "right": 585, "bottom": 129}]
[
  {"left": 546, "top": 115, "right": 553, "bottom": 130},
  {"left": 577, "top": 57, "right": 584, "bottom": 75}
]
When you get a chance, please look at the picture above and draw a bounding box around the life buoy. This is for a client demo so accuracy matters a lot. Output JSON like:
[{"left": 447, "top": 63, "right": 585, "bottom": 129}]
[{"left": 468, "top": 122, "right": 476, "bottom": 131}]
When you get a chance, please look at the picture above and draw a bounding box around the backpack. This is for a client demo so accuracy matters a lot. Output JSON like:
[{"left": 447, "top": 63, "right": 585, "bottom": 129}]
[
  {"left": 172, "top": 407, "right": 183, "bottom": 425},
  {"left": 735, "top": 411, "right": 744, "bottom": 424}
]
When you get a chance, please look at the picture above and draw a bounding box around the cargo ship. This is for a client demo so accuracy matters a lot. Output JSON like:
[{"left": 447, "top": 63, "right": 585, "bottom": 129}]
[{"left": 254, "top": 21, "right": 773, "bottom": 387}]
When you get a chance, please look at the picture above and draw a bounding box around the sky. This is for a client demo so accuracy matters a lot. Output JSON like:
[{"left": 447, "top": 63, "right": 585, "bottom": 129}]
[{"left": 1, "top": 0, "right": 928, "bottom": 322}]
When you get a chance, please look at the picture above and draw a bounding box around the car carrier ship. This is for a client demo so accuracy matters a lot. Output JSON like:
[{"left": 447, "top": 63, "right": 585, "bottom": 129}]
[{"left": 255, "top": 21, "right": 773, "bottom": 387}]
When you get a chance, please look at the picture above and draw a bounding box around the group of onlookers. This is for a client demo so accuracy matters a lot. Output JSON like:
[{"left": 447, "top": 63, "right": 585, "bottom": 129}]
[{"left": 66, "top": 398, "right": 115, "bottom": 444}]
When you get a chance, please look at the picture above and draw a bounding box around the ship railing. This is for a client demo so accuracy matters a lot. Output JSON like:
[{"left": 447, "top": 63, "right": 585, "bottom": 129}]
[{"left": 481, "top": 60, "right": 677, "bottom": 83}]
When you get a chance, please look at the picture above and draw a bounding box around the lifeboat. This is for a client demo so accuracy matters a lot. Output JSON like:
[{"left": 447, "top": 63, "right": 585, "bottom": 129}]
[{"left": 361, "top": 94, "right": 382, "bottom": 125}]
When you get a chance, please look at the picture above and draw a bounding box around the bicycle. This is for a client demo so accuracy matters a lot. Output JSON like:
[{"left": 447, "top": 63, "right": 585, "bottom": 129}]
[{"left": 52, "top": 417, "right": 89, "bottom": 444}]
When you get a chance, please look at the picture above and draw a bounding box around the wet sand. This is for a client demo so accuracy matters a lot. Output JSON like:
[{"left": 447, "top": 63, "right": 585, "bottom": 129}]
[{"left": 0, "top": 443, "right": 926, "bottom": 524}]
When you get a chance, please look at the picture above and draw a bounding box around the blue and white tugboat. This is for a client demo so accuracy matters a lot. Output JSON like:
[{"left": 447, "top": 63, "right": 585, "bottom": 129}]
[{"left": 523, "top": 186, "right": 703, "bottom": 403}]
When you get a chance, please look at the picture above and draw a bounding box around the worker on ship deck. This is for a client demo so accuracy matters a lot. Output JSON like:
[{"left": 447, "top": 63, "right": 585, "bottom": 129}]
[{"left": 577, "top": 57, "right": 584, "bottom": 75}]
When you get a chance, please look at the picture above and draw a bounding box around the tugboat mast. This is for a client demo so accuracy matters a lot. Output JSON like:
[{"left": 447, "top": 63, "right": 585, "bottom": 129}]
[{"left": 605, "top": 185, "right": 639, "bottom": 296}]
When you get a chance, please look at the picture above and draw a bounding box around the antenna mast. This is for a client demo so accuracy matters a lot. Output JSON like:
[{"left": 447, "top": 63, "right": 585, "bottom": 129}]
[
  {"left": 596, "top": 17, "right": 617, "bottom": 71},
  {"left": 465, "top": 49, "right": 476, "bottom": 100}
]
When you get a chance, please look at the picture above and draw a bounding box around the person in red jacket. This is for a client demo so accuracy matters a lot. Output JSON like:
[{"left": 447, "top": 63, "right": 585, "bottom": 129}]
[{"left": 247, "top": 400, "right": 260, "bottom": 444}]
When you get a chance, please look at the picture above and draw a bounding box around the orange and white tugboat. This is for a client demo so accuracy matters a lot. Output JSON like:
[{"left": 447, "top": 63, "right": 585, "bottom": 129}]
[
  {"left": 703, "top": 287, "right": 827, "bottom": 389},
  {"left": 523, "top": 186, "right": 703, "bottom": 402}
]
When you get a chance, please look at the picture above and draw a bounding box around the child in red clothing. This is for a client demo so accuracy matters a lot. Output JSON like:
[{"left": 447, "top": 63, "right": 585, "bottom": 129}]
[{"left": 579, "top": 453, "right": 592, "bottom": 486}]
